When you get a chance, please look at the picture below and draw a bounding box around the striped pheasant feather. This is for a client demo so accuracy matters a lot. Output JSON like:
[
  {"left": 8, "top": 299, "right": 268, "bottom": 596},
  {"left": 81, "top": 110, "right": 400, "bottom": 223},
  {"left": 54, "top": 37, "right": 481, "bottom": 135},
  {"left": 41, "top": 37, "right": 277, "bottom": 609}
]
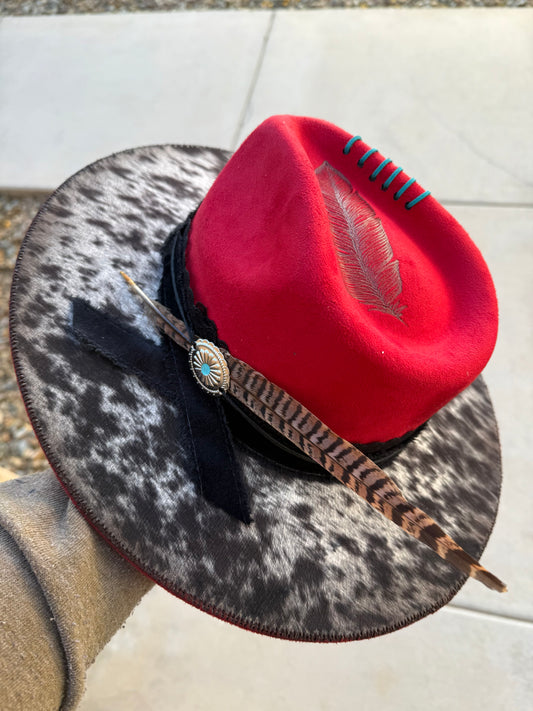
[{"left": 121, "top": 273, "right": 506, "bottom": 593}]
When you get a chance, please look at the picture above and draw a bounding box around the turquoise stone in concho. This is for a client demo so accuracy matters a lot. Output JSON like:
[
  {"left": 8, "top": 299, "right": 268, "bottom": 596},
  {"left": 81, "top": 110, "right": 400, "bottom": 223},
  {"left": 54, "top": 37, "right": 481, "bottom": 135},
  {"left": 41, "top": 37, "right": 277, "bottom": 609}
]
[{"left": 189, "top": 338, "right": 230, "bottom": 395}]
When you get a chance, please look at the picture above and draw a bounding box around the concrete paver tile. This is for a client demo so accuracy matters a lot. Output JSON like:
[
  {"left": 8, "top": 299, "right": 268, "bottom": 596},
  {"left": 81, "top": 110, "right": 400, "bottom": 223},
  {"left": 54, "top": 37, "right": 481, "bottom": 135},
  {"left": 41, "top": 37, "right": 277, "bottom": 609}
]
[
  {"left": 78, "top": 586, "right": 532, "bottom": 711},
  {"left": 241, "top": 9, "right": 533, "bottom": 205},
  {"left": 0, "top": 12, "right": 272, "bottom": 189}
]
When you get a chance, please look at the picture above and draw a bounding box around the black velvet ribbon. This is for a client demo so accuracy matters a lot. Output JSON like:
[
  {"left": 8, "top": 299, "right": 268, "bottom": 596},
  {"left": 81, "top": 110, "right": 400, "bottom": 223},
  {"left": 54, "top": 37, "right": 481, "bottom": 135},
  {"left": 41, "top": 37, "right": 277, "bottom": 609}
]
[
  {"left": 158, "top": 218, "right": 251, "bottom": 523},
  {"left": 73, "top": 215, "right": 252, "bottom": 524}
]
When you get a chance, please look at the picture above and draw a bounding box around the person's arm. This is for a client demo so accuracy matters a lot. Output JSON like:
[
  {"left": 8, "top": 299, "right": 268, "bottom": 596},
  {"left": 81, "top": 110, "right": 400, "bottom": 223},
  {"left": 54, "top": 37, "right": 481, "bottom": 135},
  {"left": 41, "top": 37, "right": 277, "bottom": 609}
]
[{"left": 0, "top": 470, "right": 153, "bottom": 711}]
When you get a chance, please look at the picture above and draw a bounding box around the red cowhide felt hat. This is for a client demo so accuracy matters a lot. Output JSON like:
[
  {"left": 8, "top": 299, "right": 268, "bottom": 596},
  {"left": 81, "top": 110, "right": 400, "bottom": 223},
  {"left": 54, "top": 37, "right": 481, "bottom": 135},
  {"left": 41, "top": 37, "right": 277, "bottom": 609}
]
[{"left": 10, "top": 115, "right": 505, "bottom": 642}]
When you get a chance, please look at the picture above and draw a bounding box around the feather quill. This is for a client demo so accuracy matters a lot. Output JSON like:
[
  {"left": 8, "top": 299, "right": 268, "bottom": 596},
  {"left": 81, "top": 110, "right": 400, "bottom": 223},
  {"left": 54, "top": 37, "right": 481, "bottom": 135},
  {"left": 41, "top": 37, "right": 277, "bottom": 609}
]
[
  {"left": 120, "top": 272, "right": 506, "bottom": 593},
  {"left": 316, "top": 162, "right": 405, "bottom": 321}
]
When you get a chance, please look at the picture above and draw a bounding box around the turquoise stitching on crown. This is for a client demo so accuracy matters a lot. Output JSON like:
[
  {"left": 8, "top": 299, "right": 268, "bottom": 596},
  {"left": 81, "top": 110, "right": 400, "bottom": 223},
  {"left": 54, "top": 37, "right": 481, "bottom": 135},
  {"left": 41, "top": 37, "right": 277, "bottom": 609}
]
[
  {"left": 382, "top": 166, "right": 403, "bottom": 190},
  {"left": 343, "top": 136, "right": 362, "bottom": 154},
  {"left": 370, "top": 158, "right": 392, "bottom": 181},
  {"left": 358, "top": 148, "right": 378, "bottom": 166},
  {"left": 394, "top": 177, "right": 416, "bottom": 200},
  {"left": 342, "top": 135, "right": 430, "bottom": 209},
  {"left": 406, "top": 191, "right": 431, "bottom": 209}
]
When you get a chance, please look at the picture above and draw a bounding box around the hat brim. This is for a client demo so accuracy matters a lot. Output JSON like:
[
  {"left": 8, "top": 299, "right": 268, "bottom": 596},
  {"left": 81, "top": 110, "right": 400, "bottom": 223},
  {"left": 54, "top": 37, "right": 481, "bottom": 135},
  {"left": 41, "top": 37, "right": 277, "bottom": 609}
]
[{"left": 10, "top": 145, "right": 502, "bottom": 642}]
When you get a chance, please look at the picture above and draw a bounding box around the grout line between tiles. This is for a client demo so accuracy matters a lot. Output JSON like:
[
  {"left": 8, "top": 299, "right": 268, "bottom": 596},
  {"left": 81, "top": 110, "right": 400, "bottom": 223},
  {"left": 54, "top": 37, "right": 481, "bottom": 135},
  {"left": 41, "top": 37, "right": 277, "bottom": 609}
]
[
  {"left": 231, "top": 10, "right": 276, "bottom": 150},
  {"left": 448, "top": 603, "right": 533, "bottom": 627},
  {"left": 441, "top": 199, "right": 533, "bottom": 210},
  {"left": 0, "top": 188, "right": 51, "bottom": 197}
]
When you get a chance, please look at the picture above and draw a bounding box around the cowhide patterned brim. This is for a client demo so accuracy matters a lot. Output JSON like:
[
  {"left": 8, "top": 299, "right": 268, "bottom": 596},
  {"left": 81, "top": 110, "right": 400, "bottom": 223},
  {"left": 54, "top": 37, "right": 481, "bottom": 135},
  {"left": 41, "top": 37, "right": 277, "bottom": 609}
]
[{"left": 9, "top": 146, "right": 502, "bottom": 641}]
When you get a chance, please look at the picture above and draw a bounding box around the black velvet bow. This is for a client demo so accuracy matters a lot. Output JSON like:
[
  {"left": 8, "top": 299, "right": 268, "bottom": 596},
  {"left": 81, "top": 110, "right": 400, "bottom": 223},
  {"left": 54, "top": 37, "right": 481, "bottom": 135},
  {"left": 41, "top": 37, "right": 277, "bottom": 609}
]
[{"left": 72, "top": 216, "right": 252, "bottom": 524}]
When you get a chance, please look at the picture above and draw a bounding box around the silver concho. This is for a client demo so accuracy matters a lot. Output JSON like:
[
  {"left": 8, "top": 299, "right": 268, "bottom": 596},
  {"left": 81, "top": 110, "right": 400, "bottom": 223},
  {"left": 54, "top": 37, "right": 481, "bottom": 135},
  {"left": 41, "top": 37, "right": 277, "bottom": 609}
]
[{"left": 189, "top": 339, "right": 230, "bottom": 396}]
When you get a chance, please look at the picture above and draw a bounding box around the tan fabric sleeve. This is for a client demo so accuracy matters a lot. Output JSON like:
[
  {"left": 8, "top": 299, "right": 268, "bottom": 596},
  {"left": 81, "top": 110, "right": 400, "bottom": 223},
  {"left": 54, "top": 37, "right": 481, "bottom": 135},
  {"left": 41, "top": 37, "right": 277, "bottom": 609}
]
[{"left": 0, "top": 470, "right": 154, "bottom": 711}]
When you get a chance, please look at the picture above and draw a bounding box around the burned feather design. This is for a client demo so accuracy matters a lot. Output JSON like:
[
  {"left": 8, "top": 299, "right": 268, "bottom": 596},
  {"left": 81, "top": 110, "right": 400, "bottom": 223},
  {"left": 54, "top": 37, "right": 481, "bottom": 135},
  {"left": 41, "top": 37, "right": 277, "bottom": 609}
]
[{"left": 316, "top": 161, "right": 406, "bottom": 321}]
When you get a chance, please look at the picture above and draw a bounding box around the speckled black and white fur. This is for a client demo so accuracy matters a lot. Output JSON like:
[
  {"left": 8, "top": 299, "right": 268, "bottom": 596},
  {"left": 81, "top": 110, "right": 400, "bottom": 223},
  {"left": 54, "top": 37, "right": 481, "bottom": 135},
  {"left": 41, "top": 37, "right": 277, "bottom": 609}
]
[{"left": 9, "top": 146, "right": 502, "bottom": 641}]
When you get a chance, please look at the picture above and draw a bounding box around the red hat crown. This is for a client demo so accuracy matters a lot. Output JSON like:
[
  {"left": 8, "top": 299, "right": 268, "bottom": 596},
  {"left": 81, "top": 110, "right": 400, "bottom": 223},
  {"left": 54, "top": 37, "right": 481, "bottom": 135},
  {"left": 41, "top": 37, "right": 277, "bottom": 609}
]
[{"left": 187, "top": 115, "right": 498, "bottom": 444}]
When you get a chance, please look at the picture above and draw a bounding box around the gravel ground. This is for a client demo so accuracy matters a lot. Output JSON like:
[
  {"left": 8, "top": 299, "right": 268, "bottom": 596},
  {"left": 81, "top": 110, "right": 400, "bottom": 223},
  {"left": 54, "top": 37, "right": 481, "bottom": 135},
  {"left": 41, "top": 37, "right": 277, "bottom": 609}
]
[
  {"left": 0, "top": 193, "right": 50, "bottom": 478},
  {"left": 1, "top": 0, "right": 531, "bottom": 13}
]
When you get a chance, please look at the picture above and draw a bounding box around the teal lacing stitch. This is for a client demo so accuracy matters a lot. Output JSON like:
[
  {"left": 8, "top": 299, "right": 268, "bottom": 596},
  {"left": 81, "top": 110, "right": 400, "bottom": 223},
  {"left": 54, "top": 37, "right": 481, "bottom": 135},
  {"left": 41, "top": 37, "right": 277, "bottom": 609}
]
[
  {"left": 393, "top": 176, "right": 416, "bottom": 200},
  {"left": 358, "top": 148, "right": 378, "bottom": 166},
  {"left": 369, "top": 158, "right": 391, "bottom": 181},
  {"left": 343, "top": 136, "right": 361, "bottom": 154},
  {"left": 343, "top": 136, "right": 431, "bottom": 210},
  {"left": 405, "top": 191, "right": 431, "bottom": 210},
  {"left": 381, "top": 166, "right": 403, "bottom": 190}
]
